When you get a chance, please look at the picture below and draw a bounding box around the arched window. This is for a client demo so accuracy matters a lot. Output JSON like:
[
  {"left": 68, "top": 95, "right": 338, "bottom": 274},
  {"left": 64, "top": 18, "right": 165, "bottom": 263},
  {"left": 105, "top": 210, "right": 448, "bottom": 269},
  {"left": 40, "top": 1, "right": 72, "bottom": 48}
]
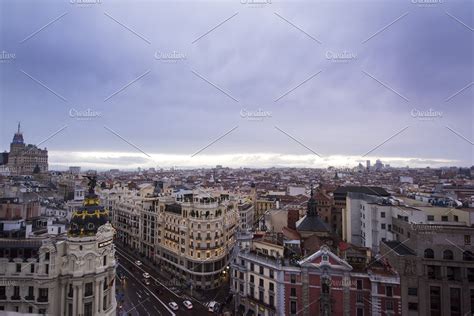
[
  {"left": 443, "top": 250, "right": 453, "bottom": 260},
  {"left": 463, "top": 251, "right": 473, "bottom": 261},
  {"left": 424, "top": 248, "right": 434, "bottom": 259}
]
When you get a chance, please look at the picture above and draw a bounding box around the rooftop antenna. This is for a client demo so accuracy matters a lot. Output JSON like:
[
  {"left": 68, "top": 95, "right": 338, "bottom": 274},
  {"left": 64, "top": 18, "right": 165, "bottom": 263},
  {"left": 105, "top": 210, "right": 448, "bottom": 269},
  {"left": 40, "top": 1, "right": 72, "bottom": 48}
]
[{"left": 17, "top": 121, "right": 21, "bottom": 134}]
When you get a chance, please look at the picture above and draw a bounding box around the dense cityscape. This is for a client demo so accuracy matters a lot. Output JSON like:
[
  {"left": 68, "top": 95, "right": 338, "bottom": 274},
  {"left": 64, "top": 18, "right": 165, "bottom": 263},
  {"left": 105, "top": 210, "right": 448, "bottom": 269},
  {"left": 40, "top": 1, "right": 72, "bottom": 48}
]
[{"left": 0, "top": 126, "right": 473, "bottom": 315}]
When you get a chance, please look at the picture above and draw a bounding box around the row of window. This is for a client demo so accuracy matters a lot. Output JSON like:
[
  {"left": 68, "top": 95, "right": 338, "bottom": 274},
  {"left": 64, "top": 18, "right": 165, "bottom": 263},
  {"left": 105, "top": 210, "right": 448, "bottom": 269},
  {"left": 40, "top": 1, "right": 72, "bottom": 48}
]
[
  {"left": 424, "top": 248, "right": 473, "bottom": 261},
  {"left": 427, "top": 214, "right": 459, "bottom": 222},
  {"left": 67, "top": 279, "right": 109, "bottom": 298},
  {"left": 0, "top": 306, "right": 46, "bottom": 314},
  {"left": 249, "top": 275, "right": 275, "bottom": 291},
  {"left": 247, "top": 262, "right": 275, "bottom": 278},
  {"left": 13, "top": 263, "right": 49, "bottom": 274},
  {"left": 0, "top": 286, "right": 48, "bottom": 301},
  {"left": 426, "top": 265, "right": 474, "bottom": 281}
]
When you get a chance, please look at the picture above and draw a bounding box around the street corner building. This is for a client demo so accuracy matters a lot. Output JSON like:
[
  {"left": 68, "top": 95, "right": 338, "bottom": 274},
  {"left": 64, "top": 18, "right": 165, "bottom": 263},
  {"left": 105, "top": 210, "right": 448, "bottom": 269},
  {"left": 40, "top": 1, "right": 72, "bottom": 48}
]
[
  {"left": 104, "top": 182, "right": 239, "bottom": 291},
  {"left": 0, "top": 183, "right": 117, "bottom": 315}
]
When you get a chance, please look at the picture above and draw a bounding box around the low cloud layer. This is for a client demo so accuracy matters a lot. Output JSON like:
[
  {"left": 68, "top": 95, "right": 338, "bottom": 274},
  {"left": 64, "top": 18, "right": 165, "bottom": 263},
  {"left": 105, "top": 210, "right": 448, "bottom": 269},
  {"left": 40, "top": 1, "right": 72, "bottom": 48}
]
[{"left": 48, "top": 150, "right": 458, "bottom": 171}]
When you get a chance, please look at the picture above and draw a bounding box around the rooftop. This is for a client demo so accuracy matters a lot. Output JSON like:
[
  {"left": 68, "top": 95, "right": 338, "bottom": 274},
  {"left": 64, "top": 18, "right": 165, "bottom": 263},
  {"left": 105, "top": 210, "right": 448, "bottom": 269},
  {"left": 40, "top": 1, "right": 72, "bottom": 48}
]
[
  {"left": 382, "top": 240, "right": 416, "bottom": 256},
  {"left": 334, "top": 186, "right": 390, "bottom": 197}
]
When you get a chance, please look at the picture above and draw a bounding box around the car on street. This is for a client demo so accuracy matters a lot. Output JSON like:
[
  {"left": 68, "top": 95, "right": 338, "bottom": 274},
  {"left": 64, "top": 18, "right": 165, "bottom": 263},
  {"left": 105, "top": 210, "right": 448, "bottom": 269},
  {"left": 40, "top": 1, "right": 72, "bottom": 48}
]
[
  {"left": 143, "top": 279, "right": 150, "bottom": 285},
  {"left": 135, "top": 260, "right": 142, "bottom": 266},
  {"left": 143, "top": 272, "right": 150, "bottom": 278},
  {"left": 183, "top": 300, "right": 193, "bottom": 309},
  {"left": 207, "top": 301, "right": 219, "bottom": 313},
  {"left": 168, "top": 302, "right": 179, "bottom": 311}
]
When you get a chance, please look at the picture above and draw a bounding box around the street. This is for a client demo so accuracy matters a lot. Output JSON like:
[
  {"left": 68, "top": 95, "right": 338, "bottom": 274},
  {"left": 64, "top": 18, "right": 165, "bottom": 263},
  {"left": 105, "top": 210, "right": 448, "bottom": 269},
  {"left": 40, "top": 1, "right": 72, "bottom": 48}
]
[{"left": 115, "top": 245, "right": 211, "bottom": 316}]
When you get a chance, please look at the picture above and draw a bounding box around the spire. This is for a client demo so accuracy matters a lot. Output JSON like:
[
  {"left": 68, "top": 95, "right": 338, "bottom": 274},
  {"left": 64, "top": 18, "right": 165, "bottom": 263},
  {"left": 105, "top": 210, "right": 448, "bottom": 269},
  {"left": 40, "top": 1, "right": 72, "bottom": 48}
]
[
  {"left": 12, "top": 122, "right": 24, "bottom": 144},
  {"left": 307, "top": 183, "right": 318, "bottom": 216}
]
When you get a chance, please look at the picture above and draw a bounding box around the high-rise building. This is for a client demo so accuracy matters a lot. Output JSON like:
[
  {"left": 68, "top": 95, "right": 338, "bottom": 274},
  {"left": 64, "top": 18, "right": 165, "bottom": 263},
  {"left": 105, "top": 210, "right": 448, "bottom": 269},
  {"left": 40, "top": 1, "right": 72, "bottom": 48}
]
[{"left": 374, "top": 159, "right": 384, "bottom": 171}]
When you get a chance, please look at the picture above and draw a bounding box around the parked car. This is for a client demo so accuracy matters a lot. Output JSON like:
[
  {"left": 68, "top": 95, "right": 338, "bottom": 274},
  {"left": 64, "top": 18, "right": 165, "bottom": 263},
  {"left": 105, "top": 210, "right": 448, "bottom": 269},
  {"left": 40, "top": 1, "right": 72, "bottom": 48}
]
[
  {"left": 168, "top": 302, "right": 179, "bottom": 311},
  {"left": 143, "top": 279, "right": 150, "bottom": 286},
  {"left": 143, "top": 272, "right": 150, "bottom": 279},
  {"left": 183, "top": 300, "right": 193, "bottom": 309},
  {"left": 135, "top": 260, "right": 142, "bottom": 266}
]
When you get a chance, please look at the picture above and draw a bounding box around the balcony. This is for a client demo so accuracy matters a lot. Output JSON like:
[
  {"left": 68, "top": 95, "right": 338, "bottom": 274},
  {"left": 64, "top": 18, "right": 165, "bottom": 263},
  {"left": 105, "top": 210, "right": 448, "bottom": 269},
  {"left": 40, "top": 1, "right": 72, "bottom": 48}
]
[
  {"left": 11, "top": 295, "right": 21, "bottom": 301},
  {"left": 195, "top": 244, "right": 223, "bottom": 251},
  {"left": 37, "top": 296, "right": 48, "bottom": 303},
  {"left": 247, "top": 294, "right": 276, "bottom": 311},
  {"left": 25, "top": 295, "right": 35, "bottom": 301}
]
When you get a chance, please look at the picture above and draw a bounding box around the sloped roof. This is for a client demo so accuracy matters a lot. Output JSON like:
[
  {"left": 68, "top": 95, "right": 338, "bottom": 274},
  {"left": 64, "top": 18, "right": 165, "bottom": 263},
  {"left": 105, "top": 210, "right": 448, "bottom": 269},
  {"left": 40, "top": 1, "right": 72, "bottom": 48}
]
[
  {"left": 382, "top": 240, "right": 416, "bottom": 256},
  {"left": 282, "top": 226, "right": 301, "bottom": 240},
  {"left": 296, "top": 215, "right": 330, "bottom": 232},
  {"left": 334, "top": 186, "right": 389, "bottom": 197},
  {"left": 298, "top": 245, "right": 352, "bottom": 271}
]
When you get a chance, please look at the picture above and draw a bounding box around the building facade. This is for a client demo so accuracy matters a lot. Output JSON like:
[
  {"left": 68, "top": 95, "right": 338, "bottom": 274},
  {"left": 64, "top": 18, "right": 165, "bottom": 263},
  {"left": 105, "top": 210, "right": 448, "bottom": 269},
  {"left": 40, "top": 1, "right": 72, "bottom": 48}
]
[
  {"left": 6, "top": 124, "right": 48, "bottom": 175},
  {"left": 104, "top": 183, "right": 240, "bottom": 291},
  {"left": 0, "top": 182, "right": 116, "bottom": 315},
  {"left": 231, "top": 238, "right": 401, "bottom": 316},
  {"left": 239, "top": 202, "right": 255, "bottom": 231},
  {"left": 381, "top": 218, "right": 474, "bottom": 316},
  {"left": 156, "top": 191, "right": 238, "bottom": 290}
]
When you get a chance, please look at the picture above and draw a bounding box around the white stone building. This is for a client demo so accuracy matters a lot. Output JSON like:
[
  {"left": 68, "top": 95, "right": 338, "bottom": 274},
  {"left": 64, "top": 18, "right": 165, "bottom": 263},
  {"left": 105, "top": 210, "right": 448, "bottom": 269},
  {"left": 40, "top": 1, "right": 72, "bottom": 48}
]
[{"left": 0, "top": 183, "right": 116, "bottom": 315}]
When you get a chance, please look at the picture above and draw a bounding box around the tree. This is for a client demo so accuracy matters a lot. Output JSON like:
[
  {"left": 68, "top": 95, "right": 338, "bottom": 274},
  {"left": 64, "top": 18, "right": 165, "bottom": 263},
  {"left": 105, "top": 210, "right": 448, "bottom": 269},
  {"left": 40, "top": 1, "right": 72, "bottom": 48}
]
[{"left": 33, "top": 164, "right": 40, "bottom": 174}]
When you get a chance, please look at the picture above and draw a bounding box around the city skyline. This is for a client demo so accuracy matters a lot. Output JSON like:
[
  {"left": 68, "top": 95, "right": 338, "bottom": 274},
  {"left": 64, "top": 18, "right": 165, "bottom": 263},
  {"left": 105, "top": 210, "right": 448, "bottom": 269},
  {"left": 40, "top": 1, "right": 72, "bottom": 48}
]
[{"left": 1, "top": 0, "right": 473, "bottom": 170}]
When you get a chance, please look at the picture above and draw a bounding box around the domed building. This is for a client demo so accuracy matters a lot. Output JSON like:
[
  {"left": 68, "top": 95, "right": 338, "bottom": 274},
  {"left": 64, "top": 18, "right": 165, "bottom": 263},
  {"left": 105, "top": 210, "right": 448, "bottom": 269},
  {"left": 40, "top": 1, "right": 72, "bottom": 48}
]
[
  {"left": 63, "top": 177, "right": 117, "bottom": 315},
  {"left": 296, "top": 185, "right": 330, "bottom": 239},
  {"left": 0, "top": 177, "right": 117, "bottom": 315},
  {"left": 69, "top": 180, "right": 110, "bottom": 237}
]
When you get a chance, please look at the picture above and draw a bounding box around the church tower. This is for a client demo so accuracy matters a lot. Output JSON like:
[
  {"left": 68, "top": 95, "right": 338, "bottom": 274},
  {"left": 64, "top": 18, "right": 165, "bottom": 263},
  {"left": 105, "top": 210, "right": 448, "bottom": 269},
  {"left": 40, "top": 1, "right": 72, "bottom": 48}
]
[
  {"left": 10, "top": 122, "right": 25, "bottom": 154},
  {"left": 296, "top": 184, "right": 330, "bottom": 239}
]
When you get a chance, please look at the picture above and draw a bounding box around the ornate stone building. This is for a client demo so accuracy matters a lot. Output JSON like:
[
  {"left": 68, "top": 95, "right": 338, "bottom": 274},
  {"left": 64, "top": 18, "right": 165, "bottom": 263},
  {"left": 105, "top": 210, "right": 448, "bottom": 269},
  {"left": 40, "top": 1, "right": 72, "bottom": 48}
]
[
  {"left": 156, "top": 191, "right": 239, "bottom": 290},
  {"left": 103, "top": 181, "right": 239, "bottom": 291},
  {"left": 231, "top": 238, "right": 401, "bottom": 316},
  {"left": 6, "top": 123, "right": 48, "bottom": 175},
  {"left": 0, "top": 179, "right": 116, "bottom": 315}
]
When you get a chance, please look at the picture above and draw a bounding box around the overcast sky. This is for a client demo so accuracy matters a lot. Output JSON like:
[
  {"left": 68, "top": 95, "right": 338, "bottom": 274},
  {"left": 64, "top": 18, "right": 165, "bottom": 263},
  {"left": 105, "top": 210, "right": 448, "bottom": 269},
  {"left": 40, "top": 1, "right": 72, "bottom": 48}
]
[{"left": 0, "top": 0, "right": 472, "bottom": 170}]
